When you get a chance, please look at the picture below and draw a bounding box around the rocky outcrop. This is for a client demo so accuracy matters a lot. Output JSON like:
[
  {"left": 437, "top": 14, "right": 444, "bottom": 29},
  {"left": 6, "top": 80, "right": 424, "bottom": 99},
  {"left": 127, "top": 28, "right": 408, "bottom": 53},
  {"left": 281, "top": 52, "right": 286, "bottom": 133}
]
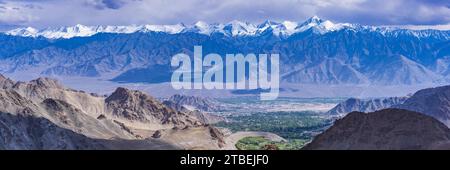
[
  {"left": 208, "top": 125, "right": 226, "bottom": 148},
  {"left": 105, "top": 87, "right": 202, "bottom": 129},
  {"left": 303, "top": 109, "right": 450, "bottom": 150},
  {"left": 327, "top": 97, "right": 408, "bottom": 115},
  {"left": 0, "top": 74, "right": 14, "bottom": 89}
]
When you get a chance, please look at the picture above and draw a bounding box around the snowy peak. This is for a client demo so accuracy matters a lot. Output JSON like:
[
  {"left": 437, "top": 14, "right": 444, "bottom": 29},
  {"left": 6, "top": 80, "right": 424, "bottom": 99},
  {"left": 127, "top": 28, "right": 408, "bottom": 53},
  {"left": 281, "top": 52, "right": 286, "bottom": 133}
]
[
  {"left": 39, "top": 24, "right": 99, "bottom": 39},
  {"left": 295, "top": 16, "right": 353, "bottom": 34},
  {"left": 6, "top": 27, "right": 39, "bottom": 37},
  {"left": 256, "top": 20, "right": 298, "bottom": 36},
  {"left": 141, "top": 24, "right": 186, "bottom": 34},
  {"left": 222, "top": 20, "right": 258, "bottom": 36},
  {"left": 192, "top": 21, "right": 212, "bottom": 34},
  {"left": 296, "top": 16, "right": 326, "bottom": 30},
  {"left": 300, "top": 16, "right": 324, "bottom": 26}
]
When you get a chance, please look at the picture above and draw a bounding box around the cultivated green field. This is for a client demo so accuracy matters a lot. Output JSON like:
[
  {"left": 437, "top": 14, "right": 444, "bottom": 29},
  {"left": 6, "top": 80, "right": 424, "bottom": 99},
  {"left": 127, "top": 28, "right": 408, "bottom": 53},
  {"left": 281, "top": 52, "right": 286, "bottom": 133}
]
[
  {"left": 216, "top": 111, "right": 334, "bottom": 150},
  {"left": 235, "top": 136, "right": 309, "bottom": 150}
]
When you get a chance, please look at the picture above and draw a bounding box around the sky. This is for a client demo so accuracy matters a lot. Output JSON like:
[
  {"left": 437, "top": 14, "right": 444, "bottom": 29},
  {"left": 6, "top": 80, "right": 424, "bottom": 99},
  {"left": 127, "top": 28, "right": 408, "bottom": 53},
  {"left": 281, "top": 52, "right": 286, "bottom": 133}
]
[{"left": 0, "top": 0, "right": 449, "bottom": 30}]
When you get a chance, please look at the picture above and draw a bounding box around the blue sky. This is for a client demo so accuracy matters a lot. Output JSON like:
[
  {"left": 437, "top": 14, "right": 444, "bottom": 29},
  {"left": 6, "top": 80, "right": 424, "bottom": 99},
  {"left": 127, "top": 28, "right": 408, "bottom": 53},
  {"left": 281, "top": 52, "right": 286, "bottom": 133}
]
[{"left": 0, "top": 0, "right": 448, "bottom": 29}]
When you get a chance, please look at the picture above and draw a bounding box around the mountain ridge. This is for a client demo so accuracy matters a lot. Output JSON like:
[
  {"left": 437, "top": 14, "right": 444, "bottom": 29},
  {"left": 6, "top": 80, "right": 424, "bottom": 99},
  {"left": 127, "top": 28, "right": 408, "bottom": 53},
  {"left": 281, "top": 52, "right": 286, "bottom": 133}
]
[
  {"left": 0, "top": 74, "right": 227, "bottom": 149},
  {"left": 0, "top": 16, "right": 448, "bottom": 89},
  {"left": 4, "top": 16, "right": 449, "bottom": 39}
]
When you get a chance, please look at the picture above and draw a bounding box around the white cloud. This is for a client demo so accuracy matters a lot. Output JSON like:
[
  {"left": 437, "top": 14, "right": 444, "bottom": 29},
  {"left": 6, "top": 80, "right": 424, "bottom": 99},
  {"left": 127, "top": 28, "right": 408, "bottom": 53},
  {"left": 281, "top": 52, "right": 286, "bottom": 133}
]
[
  {"left": 0, "top": 0, "right": 448, "bottom": 29},
  {"left": 84, "top": 0, "right": 126, "bottom": 10},
  {"left": 0, "top": 2, "right": 37, "bottom": 25}
]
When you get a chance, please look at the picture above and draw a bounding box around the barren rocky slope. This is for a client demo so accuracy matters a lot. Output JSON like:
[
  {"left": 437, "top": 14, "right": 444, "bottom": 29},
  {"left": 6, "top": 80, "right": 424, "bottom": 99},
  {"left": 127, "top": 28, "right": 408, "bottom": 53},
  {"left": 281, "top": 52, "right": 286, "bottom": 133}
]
[{"left": 0, "top": 74, "right": 224, "bottom": 149}]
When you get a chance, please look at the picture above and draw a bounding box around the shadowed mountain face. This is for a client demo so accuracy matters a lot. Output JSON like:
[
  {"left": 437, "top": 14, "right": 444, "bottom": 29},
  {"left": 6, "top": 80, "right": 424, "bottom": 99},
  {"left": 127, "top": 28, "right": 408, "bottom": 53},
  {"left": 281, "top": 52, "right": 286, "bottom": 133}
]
[
  {"left": 0, "top": 17, "right": 448, "bottom": 86},
  {"left": 394, "top": 85, "right": 450, "bottom": 126},
  {"left": 0, "top": 112, "right": 104, "bottom": 150},
  {"left": 0, "top": 74, "right": 225, "bottom": 149},
  {"left": 304, "top": 109, "right": 450, "bottom": 150},
  {"left": 327, "top": 97, "right": 409, "bottom": 115}
]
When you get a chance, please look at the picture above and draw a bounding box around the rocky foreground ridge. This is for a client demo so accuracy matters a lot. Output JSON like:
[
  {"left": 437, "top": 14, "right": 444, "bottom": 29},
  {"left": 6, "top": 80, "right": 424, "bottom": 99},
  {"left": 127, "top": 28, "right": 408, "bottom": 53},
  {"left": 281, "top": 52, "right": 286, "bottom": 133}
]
[{"left": 0, "top": 74, "right": 225, "bottom": 149}]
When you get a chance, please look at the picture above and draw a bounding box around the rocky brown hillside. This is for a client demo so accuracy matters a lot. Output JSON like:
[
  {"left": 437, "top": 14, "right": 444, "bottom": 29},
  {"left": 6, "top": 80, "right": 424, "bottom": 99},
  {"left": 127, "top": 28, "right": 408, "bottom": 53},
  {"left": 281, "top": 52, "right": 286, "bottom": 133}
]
[
  {"left": 303, "top": 109, "right": 450, "bottom": 150},
  {"left": 0, "top": 74, "right": 224, "bottom": 149}
]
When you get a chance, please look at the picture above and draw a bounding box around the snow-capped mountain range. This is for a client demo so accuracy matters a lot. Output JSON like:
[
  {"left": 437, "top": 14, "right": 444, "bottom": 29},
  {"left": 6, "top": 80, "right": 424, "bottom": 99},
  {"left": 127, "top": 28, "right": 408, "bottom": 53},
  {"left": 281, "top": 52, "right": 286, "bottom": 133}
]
[
  {"left": 0, "top": 16, "right": 449, "bottom": 95},
  {"left": 5, "top": 16, "right": 448, "bottom": 39}
]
